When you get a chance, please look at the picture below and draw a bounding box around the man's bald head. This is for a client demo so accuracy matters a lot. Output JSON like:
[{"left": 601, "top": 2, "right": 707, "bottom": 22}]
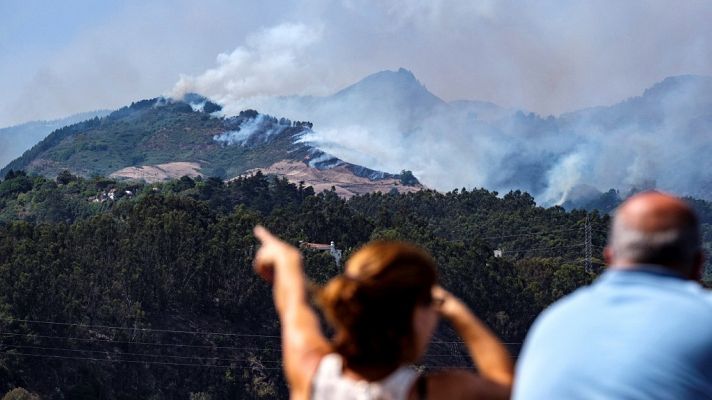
[{"left": 608, "top": 191, "right": 703, "bottom": 277}]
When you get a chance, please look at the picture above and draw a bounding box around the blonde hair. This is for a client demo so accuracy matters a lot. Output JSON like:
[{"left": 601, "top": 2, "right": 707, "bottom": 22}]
[{"left": 319, "top": 241, "right": 437, "bottom": 368}]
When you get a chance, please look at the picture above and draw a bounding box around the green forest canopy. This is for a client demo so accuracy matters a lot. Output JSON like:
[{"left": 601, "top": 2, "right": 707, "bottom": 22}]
[{"left": 0, "top": 170, "right": 709, "bottom": 399}]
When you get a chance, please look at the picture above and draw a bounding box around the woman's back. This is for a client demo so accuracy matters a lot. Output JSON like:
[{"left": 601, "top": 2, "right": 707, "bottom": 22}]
[{"left": 311, "top": 353, "right": 419, "bottom": 400}]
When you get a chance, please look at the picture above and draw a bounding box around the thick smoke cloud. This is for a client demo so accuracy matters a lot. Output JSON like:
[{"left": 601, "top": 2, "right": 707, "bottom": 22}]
[
  {"left": 175, "top": 31, "right": 712, "bottom": 205},
  {"left": 0, "top": 0, "right": 300, "bottom": 127},
  {"left": 162, "top": 2, "right": 712, "bottom": 206},
  {"left": 5, "top": 1, "right": 712, "bottom": 204},
  {"left": 171, "top": 23, "right": 325, "bottom": 113},
  {"left": 6, "top": 0, "right": 712, "bottom": 128},
  {"left": 213, "top": 114, "right": 291, "bottom": 146}
]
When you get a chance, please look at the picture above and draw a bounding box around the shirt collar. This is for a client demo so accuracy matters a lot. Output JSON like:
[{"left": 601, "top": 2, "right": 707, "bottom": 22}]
[{"left": 600, "top": 264, "right": 688, "bottom": 282}]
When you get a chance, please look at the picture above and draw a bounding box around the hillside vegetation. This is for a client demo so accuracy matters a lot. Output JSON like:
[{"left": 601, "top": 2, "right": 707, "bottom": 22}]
[
  {"left": 0, "top": 110, "right": 110, "bottom": 169},
  {"left": 0, "top": 99, "right": 312, "bottom": 180},
  {"left": 0, "top": 97, "right": 411, "bottom": 194}
]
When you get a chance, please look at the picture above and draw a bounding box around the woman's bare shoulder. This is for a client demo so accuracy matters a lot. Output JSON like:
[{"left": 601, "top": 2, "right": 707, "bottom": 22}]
[{"left": 408, "top": 370, "right": 511, "bottom": 400}]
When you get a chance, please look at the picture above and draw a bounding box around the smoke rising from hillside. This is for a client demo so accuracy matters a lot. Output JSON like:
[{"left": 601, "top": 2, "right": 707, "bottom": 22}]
[
  {"left": 5, "top": 0, "right": 712, "bottom": 129},
  {"left": 177, "top": 56, "right": 712, "bottom": 204},
  {"left": 166, "top": 5, "right": 712, "bottom": 204},
  {"left": 213, "top": 114, "right": 290, "bottom": 146},
  {"left": 170, "top": 23, "right": 325, "bottom": 115}
]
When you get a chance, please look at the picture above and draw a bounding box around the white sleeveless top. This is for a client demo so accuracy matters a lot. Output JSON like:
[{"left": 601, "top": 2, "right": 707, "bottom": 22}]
[{"left": 311, "top": 353, "right": 419, "bottom": 400}]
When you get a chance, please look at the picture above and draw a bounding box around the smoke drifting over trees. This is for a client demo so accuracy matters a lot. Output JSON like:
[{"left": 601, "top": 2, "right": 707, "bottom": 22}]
[
  {"left": 163, "top": 3, "right": 712, "bottom": 204},
  {"left": 5, "top": 2, "right": 712, "bottom": 204},
  {"left": 175, "top": 57, "right": 712, "bottom": 205}
]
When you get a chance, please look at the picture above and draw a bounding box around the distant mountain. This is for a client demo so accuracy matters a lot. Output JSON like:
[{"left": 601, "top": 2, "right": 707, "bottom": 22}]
[
  {"left": 556, "top": 74, "right": 712, "bottom": 204},
  {"left": 258, "top": 68, "right": 447, "bottom": 136},
  {"left": 561, "top": 75, "right": 712, "bottom": 129},
  {"left": 330, "top": 68, "right": 446, "bottom": 123},
  {"left": 0, "top": 110, "right": 110, "bottom": 169},
  {"left": 8, "top": 70, "right": 712, "bottom": 206},
  {"left": 252, "top": 70, "right": 712, "bottom": 206},
  {"left": 253, "top": 68, "right": 564, "bottom": 199},
  {"left": 448, "top": 99, "right": 515, "bottom": 123},
  {"left": 1, "top": 95, "right": 419, "bottom": 197}
]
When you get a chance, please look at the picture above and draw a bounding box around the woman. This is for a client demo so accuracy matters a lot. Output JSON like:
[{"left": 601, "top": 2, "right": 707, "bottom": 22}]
[{"left": 253, "top": 226, "right": 513, "bottom": 400}]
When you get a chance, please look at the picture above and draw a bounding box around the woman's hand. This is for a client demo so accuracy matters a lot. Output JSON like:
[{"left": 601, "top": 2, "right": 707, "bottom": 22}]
[
  {"left": 432, "top": 285, "right": 468, "bottom": 320},
  {"left": 253, "top": 225, "right": 302, "bottom": 283},
  {"left": 432, "top": 285, "right": 513, "bottom": 387}
]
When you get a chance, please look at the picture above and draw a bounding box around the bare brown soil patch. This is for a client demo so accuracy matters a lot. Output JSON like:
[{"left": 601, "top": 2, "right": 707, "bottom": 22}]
[
  {"left": 110, "top": 162, "right": 203, "bottom": 182},
  {"left": 239, "top": 160, "right": 424, "bottom": 198}
]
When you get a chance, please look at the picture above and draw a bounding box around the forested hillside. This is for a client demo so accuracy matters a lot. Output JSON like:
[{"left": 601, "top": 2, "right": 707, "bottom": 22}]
[
  {"left": 0, "top": 171, "right": 709, "bottom": 399},
  {"left": 0, "top": 99, "right": 305, "bottom": 180},
  {"left": 0, "top": 110, "right": 110, "bottom": 169},
  {"left": 0, "top": 97, "right": 409, "bottom": 193}
]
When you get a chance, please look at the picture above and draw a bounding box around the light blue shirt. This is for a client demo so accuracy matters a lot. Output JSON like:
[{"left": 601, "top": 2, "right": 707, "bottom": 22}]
[{"left": 513, "top": 266, "right": 712, "bottom": 400}]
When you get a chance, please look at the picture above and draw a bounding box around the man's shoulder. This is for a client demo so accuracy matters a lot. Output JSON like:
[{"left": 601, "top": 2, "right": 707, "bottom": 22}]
[
  {"left": 534, "top": 273, "right": 712, "bottom": 334},
  {"left": 543, "top": 285, "right": 595, "bottom": 315},
  {"left": 528, "top": 285, "right": 596, "bottom": 333}
]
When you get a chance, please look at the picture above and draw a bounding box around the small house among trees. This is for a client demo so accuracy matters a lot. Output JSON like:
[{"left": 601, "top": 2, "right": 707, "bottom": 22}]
[{"left": 300, "top": 241, "right": 343, "bottom": 267}]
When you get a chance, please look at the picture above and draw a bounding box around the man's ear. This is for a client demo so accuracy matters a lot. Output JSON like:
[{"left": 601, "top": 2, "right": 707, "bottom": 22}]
[
  {"left": 690, "top": 250, "right": 705, "bottom": 281},
  {"left": 603, "top": 246, "right": 613, "bottom": 266}
]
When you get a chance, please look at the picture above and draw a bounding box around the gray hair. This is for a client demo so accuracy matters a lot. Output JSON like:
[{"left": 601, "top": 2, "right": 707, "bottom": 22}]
[{"left": 609, "top": 211, "right": 701, "bottom": 268}]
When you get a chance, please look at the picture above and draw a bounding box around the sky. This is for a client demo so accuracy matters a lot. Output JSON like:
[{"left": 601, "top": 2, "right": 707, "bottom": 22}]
[{"left": 2, "top": 0, "right": 712, "bottom": 128}]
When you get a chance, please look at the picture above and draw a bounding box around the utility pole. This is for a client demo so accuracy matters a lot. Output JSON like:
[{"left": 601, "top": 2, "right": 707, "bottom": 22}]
[{"left": 584, "top": 215, "right": 592, "bottom": 272}]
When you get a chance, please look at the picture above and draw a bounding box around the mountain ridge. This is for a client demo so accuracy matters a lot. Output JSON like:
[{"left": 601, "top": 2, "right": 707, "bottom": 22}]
[
  {"left": 1, "top": 95, "right": 420, "bottom": 198},
  {"left": 256, "top": 70, "right": 712, "bottom": 204},
  {"left": 5, "top": 70, "right": 712, "bottom": 205},
  {"left": 0, "top": 110, "right": 111, "bottom": 169}
]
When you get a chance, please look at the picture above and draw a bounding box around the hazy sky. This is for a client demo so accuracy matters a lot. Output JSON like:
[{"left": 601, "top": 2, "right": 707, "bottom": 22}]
[{"left": 2, "top": 0, "right": 712, "bottom": 128}]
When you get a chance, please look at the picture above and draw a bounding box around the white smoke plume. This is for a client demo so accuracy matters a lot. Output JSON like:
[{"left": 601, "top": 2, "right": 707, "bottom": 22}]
[
  {"left": 170, "top": 23, "right": 325, "bottom": 116},
  {"left": 257, "top": 72, "right": 712, "bottom": 206},
  {"left": 165, "top": 9, "right": 712, "bottom": 206},
  {"left": 173, "top": 31, "right": 712, "bottom": 205},
  {"left": 213, "top": 114, "right": 290, "bottom": 146}
]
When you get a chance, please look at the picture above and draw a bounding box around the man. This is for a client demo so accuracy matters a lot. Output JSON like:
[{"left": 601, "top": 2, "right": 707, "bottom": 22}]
[{"left": 513, "top": 192, "right": 712, "bottom": 399}]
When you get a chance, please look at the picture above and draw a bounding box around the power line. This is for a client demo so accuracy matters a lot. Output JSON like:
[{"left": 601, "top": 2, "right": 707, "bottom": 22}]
[
  {"left": 0, "top": 351, "right": 283, "bottom": 370},
  {"left": 0, "top": 341, "right": 522, "bottom": 370},
  {"left": 0, "top": 332, "right": 281, "bottom": 351},
  {"left": 499, "top": 243, "right": 585, "bottom": 256},
  {"left": 0, "top": 351, "right": 511, "bottom": 371},
  {"left": 1, "top": 345, "right": 283, "bottom": 364},
  {"left": 0, "top": 329, "right": 523, "bottom": 349},
  {"left": 498, "top": 241, "right": 609, "bottom": 258},
  {"left": 480, "top": 227, "right": 582, "bottom": 241},
  {"left": 0, "top": 332, "right": 522, "bottom": 349},
  {"left": 6, "top": 344, "right": 516, "bottom": 366},
  {"left": 0, "top": 331, "right": 521, "bottom": 353},
  {"left": 1, "top": 318, "right": 280, "bottom": 338}
]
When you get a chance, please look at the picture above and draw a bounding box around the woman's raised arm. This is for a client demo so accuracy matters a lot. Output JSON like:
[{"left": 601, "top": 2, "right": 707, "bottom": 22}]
[
  {"left": 424, "top": 286, "right": 513, "bottom": 400},
  {"left": 253, "top": 226, "right": 330, "bottom": 398}
]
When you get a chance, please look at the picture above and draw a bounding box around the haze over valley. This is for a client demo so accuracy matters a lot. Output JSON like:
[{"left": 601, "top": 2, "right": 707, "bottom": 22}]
[{"left": 4, "top": 68, "right": 712, "bottom": 208}]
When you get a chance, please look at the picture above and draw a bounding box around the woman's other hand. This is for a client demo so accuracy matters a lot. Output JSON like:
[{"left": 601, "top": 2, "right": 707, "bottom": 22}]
[{"left": 432, "top": 285, "right": 467, "bottom": 320}]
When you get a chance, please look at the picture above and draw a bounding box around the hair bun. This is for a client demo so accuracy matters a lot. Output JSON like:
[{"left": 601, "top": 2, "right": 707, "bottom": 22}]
[
  {"left": 317, "top": 240, "right": 438, "bottom": 367},
  {"left": 320, "top": 276, "right": 363, "bottom": 328}
]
